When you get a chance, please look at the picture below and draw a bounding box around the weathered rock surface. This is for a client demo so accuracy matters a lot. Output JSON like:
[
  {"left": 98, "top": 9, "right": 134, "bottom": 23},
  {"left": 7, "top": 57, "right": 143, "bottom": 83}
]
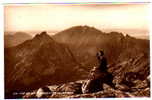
[{"left": 23, "top": 73, "right": 150, "bottom": 98}]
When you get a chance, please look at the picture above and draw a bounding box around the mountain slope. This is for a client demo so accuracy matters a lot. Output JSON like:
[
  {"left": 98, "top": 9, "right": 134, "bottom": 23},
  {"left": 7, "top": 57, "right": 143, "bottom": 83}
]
[
  {"left": 53, "top": 26, "right": 149, "bottom": 71},
  {"left": 4, "top": 32, "right": 32, "bottom": 48},
  {"left": 5, "top": 32, "right": 85, "bottom": 98},
  {"left": 53, "top": 25, "right": 149, "bottom": 83}
]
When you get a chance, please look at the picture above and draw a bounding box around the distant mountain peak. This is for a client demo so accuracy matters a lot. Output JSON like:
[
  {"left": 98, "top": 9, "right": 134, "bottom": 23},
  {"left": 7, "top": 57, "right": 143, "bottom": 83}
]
[
  {"left": 40, "top": 31, "right": 47, "bottom": 36},
  {"left": 69, "top": 25, "right": 99, "bottom": 31},
  {"left": 71, "top": 25, "right": 91, "bottom": 29},
  {"left": 35, "top": 31, "right": 49, "bottom": 38},
  {"left": 34, "top": 31, "right": 53, "bottom": 40},
  {"left": 28, "top": 31, "right": 55, "bottom": 46},
  {"left": 109, "top": 31, "right": 124, "bottom": 38},
  {"left": 55, "top": 25, "right": 104, "bottom": 38}
]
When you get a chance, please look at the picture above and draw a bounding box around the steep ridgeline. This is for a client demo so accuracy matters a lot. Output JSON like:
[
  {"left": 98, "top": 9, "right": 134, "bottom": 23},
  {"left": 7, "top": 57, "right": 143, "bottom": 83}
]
[
  {"left": 5, "top": 32, "right": 85, "bottom": 98},
  {"left": 4, "top": 32, "right": 32, "bottom": 48},
  {"left": 53, "top": 25, "right": 149, "bottom": 71}
]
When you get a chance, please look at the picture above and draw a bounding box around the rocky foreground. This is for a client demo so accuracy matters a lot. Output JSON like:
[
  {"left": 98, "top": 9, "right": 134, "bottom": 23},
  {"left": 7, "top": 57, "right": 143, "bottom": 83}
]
[
  {"left": 23, "top": 54, "right": 150, "bottom": 98},
  {"left": 21, "top": 51, "right": 150, "bottom": 98},
  {"left": 23, "top": 76, "right": 150, "bottom": 98}
]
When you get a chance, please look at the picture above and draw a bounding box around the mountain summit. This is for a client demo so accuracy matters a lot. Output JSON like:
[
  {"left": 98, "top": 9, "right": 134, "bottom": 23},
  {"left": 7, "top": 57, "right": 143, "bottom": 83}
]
[
  {"left": 53, "top": 25, "right": 149, "bottom": 61},
  {"left": 31, "top": 31, "right": 55, "bottom": 46},
  {"left": 34, "top": 31, "right": 52, "bottom": 40},
  {"left": 54, "top": 25, "right": 105, "bottom": 44}
]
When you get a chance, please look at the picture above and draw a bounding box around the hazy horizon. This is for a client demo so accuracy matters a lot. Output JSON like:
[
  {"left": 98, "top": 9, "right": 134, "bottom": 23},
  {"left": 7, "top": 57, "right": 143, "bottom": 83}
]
[
  {"left": 4, "top": 4, "right": 149, "bottom": 39},
  {"left": 4, "top": 27, "right": 149, "bottom": 40}
]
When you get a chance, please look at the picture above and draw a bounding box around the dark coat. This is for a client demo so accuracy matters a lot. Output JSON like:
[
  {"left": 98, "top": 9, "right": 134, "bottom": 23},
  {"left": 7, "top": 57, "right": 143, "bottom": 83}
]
[
  {"left": 89, "top": 56, "right": 108, "bottom": 80},
  {"left": 97, "top": 56, "right": 108, "bottom": 72}
]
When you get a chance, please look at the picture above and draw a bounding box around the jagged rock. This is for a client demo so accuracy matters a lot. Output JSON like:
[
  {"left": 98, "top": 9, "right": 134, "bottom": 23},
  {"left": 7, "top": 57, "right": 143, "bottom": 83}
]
[
  {"left": 67, "top": 91, "right": 115, "bottom": 98},
  {"left": 22, "top": 78, "right": 150, "bottom": 98},
  {"left": 132, "top": 80, "right": 149, "bottom": 89},
  {"left": 56, "top": 82, "right": 82, "bottom": 94},
  {"left": 67, "top": 86, "right": 131, "bottom": 98},
  {"left": 23, "top": 86, "right": 53, "bottom": 98},
  {"left": 51, "top": 92, "right": 74, "bottom": 98},
  {"left": 47, "top": 85, "right": 59, "bottom": 92},
  {"left": 36, "top": 86, "right": 52, "bottom": 98},
  {"left": 115, "top": 84, "right": 130, "bottom": 91},
  {"left": 131, "top": 88, "right": 150, "bottom": 97}
]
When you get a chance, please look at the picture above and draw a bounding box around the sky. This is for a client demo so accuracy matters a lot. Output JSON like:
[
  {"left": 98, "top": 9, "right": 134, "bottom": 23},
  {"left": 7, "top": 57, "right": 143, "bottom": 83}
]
[{"left": 4, "top": 3, "right": 149, "bottom": 38}]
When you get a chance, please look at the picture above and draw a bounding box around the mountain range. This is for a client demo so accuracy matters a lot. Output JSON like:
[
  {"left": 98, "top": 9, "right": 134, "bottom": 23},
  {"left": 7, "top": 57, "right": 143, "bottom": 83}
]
[
  {"left": 4, "top": 32, "right": 32, "bottom": 48},
  {"left": 53, "top": 26, "right": 149, "bottom": 71},
  {"left": 4, "top": 26, "right": 150, "bottom": 98}
]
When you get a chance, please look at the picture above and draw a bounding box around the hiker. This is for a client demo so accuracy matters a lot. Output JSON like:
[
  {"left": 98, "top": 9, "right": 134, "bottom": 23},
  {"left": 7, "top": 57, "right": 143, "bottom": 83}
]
[
  {"left": 96, "top": 50, "right": 107, "bottom": 72},
  {"left": 82, "top": 50, "right": 115, "bottom": 93}
]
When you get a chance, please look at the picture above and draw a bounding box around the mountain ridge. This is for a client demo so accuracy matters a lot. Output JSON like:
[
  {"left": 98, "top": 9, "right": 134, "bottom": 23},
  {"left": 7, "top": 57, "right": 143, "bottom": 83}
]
[
  {"left": 53, "top": 25, "right": 149, "bottom": 67},
  {"left": 5, "top": 26, "right": 150, "bottom": 98},
  {"left": 5, "top": 31, "right": 85, "bottom": 98}
]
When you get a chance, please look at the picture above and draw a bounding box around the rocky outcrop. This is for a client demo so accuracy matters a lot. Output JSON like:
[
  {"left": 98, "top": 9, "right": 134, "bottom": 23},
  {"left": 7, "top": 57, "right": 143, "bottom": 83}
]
[
  {"left": 23, "top": 56, "right": 150, "bottom": 98},
  {"left": 23, "top": 76, "right": 150, "bottom": 98}
]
